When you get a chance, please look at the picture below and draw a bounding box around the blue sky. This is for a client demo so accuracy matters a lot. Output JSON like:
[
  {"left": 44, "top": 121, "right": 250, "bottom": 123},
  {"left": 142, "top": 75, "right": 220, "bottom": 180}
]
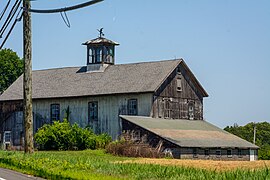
[{"left": 1, "top": 0, "right": 270, "bottom": 128}]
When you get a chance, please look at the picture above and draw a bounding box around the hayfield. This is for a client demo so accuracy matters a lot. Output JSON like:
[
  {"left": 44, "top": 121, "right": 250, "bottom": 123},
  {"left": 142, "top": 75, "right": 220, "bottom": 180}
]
[{"left": 119, "top": 159, "right": 270, "bottom": 171}]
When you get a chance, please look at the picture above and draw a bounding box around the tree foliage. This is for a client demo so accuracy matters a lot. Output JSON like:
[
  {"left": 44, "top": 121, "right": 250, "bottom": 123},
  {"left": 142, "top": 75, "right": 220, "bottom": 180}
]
[
  {"left": 34, "top": 120, "right": 112, "bottom": 150},
  {"left": 0, "top": 49, "right": 23, "bottom": 93},
  {"left": 224, "top": 122, "right": 270, "bottom": 160}
]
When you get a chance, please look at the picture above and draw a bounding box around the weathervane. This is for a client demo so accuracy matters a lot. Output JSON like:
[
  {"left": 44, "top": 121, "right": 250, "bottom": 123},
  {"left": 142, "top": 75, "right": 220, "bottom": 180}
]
[{"left": 97, "top": 28, "right": 104, "bottom": 38}]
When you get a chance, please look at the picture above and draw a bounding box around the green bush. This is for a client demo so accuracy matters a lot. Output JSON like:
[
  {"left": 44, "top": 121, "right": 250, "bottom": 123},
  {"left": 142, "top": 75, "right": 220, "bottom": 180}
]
[{"left": 34, "top": 120, "right": 112, "bottom": 150}]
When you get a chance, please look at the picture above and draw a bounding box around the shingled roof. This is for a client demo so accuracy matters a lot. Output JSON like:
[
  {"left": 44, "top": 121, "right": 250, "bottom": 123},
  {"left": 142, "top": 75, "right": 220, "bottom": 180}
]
[
  {"left": 82, "top": 37, "right": 119, "bottom": 45},
  {"left": 0, "top": 59, "right": 188, "bottom": 101},
  {"left": 120, "top": 115, "right": 259, "bottom": 149}
]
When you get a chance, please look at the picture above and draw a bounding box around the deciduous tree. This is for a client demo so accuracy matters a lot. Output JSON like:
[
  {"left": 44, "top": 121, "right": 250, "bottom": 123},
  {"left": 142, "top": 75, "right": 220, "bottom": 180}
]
[{"left": 0, "top": 49, "right": 23, "bottom": 94}]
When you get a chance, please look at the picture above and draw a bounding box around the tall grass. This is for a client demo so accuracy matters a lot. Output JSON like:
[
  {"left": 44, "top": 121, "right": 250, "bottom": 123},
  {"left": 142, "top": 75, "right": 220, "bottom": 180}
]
[{"left": 0, "top": 150, "right": 269, "bottom": 179}]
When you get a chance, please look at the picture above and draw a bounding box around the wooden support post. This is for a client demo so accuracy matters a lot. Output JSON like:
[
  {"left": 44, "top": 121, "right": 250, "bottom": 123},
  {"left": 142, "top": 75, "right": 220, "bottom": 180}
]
[{"left": 23, "top": 0, "right": 34, "bottom": 153}]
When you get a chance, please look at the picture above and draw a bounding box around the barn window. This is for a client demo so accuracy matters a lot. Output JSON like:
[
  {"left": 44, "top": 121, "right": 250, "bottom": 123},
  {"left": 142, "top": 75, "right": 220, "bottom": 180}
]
[
  {"left": 88, "top": 101, "right": 98, "bottom": 123},
  {"left": 227, "top": 149, "right": 232, "bottom": 158},
  {"left": 188, "top": 102, "right": 195, "bottom": 120},
  {"left": 128, "top": 99, "right": 138, "bottom": 115},
  {"left": 216, "top": 149, "right": 221, "bottom": 157},
  {"left": 176, "top": 78, "right": 182, "bottom": 91},
  {"left": 205, "top": 149, "right": 209, "bottom": 156},
  {"left": 50, "top": 104, "right": 60, "bottom": 122},
  {"left": 238, "top": 149, "right": 243, "bottom": 157},
  {"left": 193, "top": 148, "right": 198, "bottom": 158},
  {"left": 4, "top": 131, "right": 11, "bottom": 143}
]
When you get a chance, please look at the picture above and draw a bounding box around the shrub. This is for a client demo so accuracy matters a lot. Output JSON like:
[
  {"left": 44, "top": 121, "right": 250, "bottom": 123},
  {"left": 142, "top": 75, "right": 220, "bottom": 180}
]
[{"left": 34, "top": 120, "right": 112, "bottom": 150}]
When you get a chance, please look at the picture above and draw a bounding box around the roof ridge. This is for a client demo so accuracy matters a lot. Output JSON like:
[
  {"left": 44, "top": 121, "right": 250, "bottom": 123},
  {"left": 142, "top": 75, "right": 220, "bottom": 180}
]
[
  {"left": 32, "top": 59, "right": 182, "bottom": 72},
  {"left": 33, "top": 66, "right": 82, "bottom": 72},
  {"left": 115, "top": 58, "right": 182, "bottom": 66}
]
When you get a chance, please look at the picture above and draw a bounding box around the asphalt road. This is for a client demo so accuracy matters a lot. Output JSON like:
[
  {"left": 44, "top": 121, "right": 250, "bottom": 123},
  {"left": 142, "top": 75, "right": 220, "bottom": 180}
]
[{"left": 0, "top": 168, "right": 44, "bottom": 180}]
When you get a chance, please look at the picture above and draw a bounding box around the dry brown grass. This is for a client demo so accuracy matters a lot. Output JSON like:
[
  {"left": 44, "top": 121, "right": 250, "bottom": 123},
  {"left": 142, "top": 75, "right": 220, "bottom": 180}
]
[{"left": 119, "top": 159, "right": 270, "bottom": 171}]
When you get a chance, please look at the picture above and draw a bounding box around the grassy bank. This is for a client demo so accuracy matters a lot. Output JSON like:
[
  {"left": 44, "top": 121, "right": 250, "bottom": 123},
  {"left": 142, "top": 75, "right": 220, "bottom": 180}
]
[{"left": 0, "top": 150, "right": 270, "bottom": 179}]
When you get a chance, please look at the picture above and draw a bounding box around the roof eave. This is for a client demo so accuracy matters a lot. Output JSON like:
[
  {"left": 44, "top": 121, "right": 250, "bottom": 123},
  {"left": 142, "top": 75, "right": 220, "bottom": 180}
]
[{"left": 180, "top": 60, "right": 209, "bottom": 97}]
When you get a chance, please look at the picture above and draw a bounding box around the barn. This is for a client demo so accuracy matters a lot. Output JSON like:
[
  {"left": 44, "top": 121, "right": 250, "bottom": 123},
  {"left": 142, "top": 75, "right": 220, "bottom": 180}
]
[{"left": 0, "top": 34, "right": 258, "bottom": 160}]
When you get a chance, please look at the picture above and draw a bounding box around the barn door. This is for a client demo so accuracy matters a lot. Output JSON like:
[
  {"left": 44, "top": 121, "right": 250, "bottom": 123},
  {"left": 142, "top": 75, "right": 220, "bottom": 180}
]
[{"left": 250, "top": 149, "right": 255, "bottom": 161}]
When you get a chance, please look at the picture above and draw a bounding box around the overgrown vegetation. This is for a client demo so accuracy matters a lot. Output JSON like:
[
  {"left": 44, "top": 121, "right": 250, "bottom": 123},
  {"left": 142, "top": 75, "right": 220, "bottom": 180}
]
[
  {"left": 224, "top": 122, "right": 270, "bottom": 160},
  {"left": 0, "top": 49, "right": 23, "bottom": 93},
  {"left": 0, "top": 150, "right": 270, "bottom": 180},
  {"left": 106, "top": 139, "right": 165, "bottom": 158},
  {"left": 34, "top": 120, "right": 111, "bottom": 150}
]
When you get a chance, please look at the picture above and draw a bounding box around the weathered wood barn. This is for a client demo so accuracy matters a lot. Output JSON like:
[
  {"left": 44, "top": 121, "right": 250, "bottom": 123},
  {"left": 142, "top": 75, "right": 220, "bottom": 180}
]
[{"left": 0, "top": 35, "right": 258, "bottom": 160}]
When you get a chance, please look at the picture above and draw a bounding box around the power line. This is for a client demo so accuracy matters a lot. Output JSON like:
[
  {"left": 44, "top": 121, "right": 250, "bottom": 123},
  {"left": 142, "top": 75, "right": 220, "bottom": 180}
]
[
  {"left": 0, "top": 0, "right": 11, "bottom": 22},
  {"left": 0, "top": 0, "right": 22, "bottom": 38},
  {"left": 0, "top": 8, "right": 22, "bottom": 49},
  {"left": 27, "top": 0, "right": 103, "bottom": 13},
  {"left": 60, "top": 11, "right": 70, "bottom": 28},
  {"left": 0, "top": 0, "right": 19, "bottom": 26}
]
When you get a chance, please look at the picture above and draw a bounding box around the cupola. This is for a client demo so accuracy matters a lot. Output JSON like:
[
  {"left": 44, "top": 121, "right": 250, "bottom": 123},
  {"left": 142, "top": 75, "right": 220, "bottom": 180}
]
[{"left": 82, "top": 28, "right": 119, "bottom": 72}]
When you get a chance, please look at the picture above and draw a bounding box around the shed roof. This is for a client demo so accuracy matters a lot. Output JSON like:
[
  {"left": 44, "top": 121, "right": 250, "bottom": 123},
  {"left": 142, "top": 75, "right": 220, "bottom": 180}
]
[
  {"left": 0, "top": 59, "right": 180, "bottom": 101},
  {"left": 120, "top": 115, "right": 259, "bottom": 149}
]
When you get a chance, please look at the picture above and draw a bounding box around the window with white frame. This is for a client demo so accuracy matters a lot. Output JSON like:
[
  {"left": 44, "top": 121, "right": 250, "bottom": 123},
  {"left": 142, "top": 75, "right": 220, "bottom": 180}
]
[
  {"left": 127, "top": 99, "right": 138, "bottom": 115},
  {"left": 50, "top": 104, "right": 60, "bottom": 122},
  {"left": 4, "top": 131, "right": 11, "bottom": 143}
]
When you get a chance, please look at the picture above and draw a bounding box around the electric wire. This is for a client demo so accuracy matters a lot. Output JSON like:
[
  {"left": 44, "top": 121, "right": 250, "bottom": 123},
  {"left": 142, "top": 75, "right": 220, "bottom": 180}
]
[
  {"left": 60, "top": 11, "right": 70, "bottom": 28},
  {"left": 27, "top": 0, "right": 103, "bottom": 13},
  {"left": 0, "top": 0, "right": 19, "bottom": 28},
  {"left": 0, "top": 8, "right": 23, "bottom": 49},
  {"left": 0, "top": 0, "right": 22, "bottom": 38},
  {"left": 0, "top": 0, "right": 11, "bottom": 22},
  {"left": 0, "top": 0, "right": 103, "bottom": 49}
]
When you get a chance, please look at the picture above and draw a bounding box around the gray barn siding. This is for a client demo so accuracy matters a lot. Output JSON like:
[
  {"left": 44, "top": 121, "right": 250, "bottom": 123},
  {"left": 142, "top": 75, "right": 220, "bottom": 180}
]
[
  {"left": 152, "top": 65, "right": 203, "bottom": 120},
  {"left": 32, "top": 93, "right": 153, "bottom": 139},
  {"left": 180, "top": 148, "right": 251, "bottom": 161}
]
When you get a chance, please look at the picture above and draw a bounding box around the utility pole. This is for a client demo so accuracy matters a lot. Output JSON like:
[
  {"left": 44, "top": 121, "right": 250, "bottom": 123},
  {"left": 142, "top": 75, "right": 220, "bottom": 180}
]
[
  {"left": 253, "top": 122, "right": 256, "bottom": 144},
  {"left": 23, "top": 0, "right": 34, "bottom": 153}
]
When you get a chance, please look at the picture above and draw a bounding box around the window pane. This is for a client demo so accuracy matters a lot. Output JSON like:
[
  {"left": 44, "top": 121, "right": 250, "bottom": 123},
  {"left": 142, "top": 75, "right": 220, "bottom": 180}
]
[
  {"left": 4, "top": 132, "right": 11, "bottom": 142},
  {"left": 51, "top": 104, "right": 60, "bottom": 121},
  {"left": 193, "top": 148, "right": 198, "bottom": 158},
  {"left": 89, "top": 101, "right": 98, "bottom": 123},
  {"left": 128, "top": 99, "right": 138, "bottom": 115},
  {"left": 216, "top": 149, "right": 221, "bottom": 157},
  {"left": 227, "top": 149, "right": 232, "bottom": 157},
  {"left": 205, "top": 149, "right": 209, "bottom": 156}
]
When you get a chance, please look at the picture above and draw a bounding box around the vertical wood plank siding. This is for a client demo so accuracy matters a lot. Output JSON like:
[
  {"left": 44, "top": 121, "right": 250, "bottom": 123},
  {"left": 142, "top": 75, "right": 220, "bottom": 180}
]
[
  {"left": 152, "top": 65, "right": 204, "bottom": 120},
  {"left": 31, "top": 93, "right": 153, "bottom": 139}
]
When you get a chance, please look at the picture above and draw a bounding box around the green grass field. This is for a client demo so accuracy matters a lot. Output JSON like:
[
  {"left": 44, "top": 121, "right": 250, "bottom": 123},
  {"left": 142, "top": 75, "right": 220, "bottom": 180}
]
[{"left": 0, "top": 150, "right": 269, "bottom": 180}]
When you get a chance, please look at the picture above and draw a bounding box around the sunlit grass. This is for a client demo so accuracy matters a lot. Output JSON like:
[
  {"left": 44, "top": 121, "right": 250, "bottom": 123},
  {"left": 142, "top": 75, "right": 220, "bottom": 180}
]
[{"left": 0, "top": 150, "right": 269, "bottom": 179}]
